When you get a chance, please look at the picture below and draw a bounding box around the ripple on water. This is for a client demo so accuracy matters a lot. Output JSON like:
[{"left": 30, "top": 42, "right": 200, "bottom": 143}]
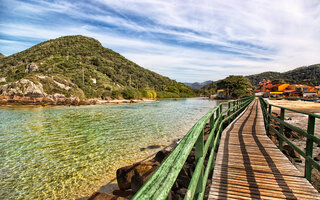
[{"left": 0, "top": 99, "right": 219, "bottom": 199}]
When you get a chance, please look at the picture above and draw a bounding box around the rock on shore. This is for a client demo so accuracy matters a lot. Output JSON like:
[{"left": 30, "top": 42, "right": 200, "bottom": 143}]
[{"left": 87, "top": 123, "right": 216, "bottom": 200}]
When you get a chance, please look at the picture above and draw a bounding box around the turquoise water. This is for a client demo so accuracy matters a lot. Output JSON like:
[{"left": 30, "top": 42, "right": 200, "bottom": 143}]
[{"left": 0, "top": 99, "right": 219, "bottom": 200}]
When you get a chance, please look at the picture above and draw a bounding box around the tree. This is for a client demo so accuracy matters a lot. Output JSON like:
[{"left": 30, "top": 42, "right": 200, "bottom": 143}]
[
  {"left": 272, "top": 79, "right": 285, "bottom": 85},
  {"left": 217, "top": 75, "right": 252, "bottom": 98}
]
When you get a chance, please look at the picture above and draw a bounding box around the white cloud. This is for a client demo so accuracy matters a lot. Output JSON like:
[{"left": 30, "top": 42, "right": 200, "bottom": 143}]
[{"left": 1, "top": 0, "right": 320, "bottom": 82}]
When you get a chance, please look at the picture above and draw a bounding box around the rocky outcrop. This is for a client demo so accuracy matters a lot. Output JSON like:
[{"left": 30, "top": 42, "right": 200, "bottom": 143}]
[
  {"left": 0, "top": 78, "right": 84, "bottom": 105},
  {"left": 0, "top": 79, "right": 46, "bottom": 97},
  {"left": 25, "top": 63, "right": 39, "bottom": 73}
]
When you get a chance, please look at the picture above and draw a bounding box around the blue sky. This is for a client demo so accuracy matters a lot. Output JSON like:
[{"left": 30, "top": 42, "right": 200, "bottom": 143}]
[{"left": 1, "top": 0, "right": 320, "bottom": 82}]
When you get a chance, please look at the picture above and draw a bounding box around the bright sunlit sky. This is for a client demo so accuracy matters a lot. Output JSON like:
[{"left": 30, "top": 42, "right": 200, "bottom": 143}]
[{"left": 1, "top": 0, "right": 320, "bottom": 82}]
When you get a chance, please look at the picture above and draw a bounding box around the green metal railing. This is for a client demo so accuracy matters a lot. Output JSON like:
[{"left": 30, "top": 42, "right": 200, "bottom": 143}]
[
  {"left": 259, "top": 97, "right": 320, "bottom": 182},
  {"left": 132, "top": 96, "right": 254, "bottom": 200}
]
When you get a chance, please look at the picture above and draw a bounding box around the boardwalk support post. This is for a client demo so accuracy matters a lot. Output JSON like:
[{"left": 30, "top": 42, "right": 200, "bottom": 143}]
[
  {"left": 228, "top": 102, "right": 231, "bottom": 124},
  {"left": 267, "top": 104, "right": 272, "bottom": 136},
  {"left": 305, "top": 115, "right": 315, "bottom": 182},
  {"left": 279, "top": 108, "right": 285, "bottom": 151}
]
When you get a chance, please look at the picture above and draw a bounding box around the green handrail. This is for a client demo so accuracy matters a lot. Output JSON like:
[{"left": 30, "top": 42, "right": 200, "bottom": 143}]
[
  {"left": 132, "top": 96, "right": 254, "bottom": 200},
  {"left": 259, "top": 97, "right": 320, "bottom": 182}
]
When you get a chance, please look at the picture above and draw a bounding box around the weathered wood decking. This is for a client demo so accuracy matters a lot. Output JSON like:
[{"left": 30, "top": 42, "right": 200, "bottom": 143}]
[{"left": 209, "top": 99, "right": 320, "bottom": 199}]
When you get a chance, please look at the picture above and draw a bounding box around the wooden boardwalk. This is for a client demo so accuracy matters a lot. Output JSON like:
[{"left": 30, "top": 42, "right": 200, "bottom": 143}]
[{"left": 209, "top": 99, "right": 320, "bottom": 200}]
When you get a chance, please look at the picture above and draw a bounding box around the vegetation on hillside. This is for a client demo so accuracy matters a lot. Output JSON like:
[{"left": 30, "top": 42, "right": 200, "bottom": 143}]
[
  {"left": 199, "top": 64, "right": 320, "bottom": 97},
  {"left": 217, "top": 76, "right": 252, "bottom": 98},
  {"left": 246, "top": 64, "right": 320, "bottom": 86},
  {"left": 0, "top": 35, "right": 194, "bottom": 99},
  {"left": 200, "top": 76, "right": 252, "bottom": 98},
  {"left": 0, "top": 53, "right": 5, "bottom": 59}
]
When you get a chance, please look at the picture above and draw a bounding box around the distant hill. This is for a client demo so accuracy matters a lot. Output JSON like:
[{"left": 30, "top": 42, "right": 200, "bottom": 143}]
[
  {"left": 201, "top": 64, "right": 320, "bottom": 94},
  {"left": 246, "top": 64, "right": 320, "bottom": 86},
  {"left": 0, "top": 35, "right": 193, "bottom": 100},
  {"left": 184, "top": 81, "right": 213, "bottom": 89},
  {"left": 0, "top": 53, "right": 5, "bottom": 58}
]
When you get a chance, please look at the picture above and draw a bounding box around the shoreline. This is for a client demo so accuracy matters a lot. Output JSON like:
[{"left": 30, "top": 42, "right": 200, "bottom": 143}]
[
  {"left": 0, "top": 96, "right": 215, "bottom": 107},
  {"left": 0, "top": 98, "right": 156, "bottom": 106}
]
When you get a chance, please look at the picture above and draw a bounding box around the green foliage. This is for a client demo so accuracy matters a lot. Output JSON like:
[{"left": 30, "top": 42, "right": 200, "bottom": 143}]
[
  {"left": 157, "top": 91, "right": 180, "bottom": 98},
  {"left": 121, "top": 89, "right": 135, "bottom": 99},
  {"left": 246, "top": 64, "right": 320, "bottom": 86},
  {"left": 0, "top": 35, "right": 195, "bottom": 99},
  {"left": 111, "top": 90, "right": 122, "bottom": 99},
  {"left": 217, "top": 75, "right": 253, "bottom": 98},
  {"left": 271, "top": 79, "right": 285, "bottom": 84},
  {"left": 200, "top": 82, "right": 218, "bottom": 95}
]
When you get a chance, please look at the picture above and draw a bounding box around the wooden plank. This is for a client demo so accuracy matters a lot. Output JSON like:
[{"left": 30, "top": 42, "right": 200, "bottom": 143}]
[{"left": 209, "top": 99, "right": 320, "bottom": 200}]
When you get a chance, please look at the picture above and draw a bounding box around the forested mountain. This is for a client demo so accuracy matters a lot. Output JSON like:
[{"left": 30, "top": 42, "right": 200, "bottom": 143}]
[
  {"left": 200, "top": 64, "right": 320, "bottom": 95},
  {"left": 246, "top": 64, "right": 320, "bottom": 86},
  {"left": 0, "top": 35, "right": 193, "bottom": 99},
  {"left": 184, "top": 81, "right": 213, "bottom": 89}
]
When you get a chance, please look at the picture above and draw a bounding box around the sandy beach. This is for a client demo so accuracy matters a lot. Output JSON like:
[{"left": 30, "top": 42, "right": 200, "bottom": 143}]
[{"left": 267, "top": 99, "right": 320, "bottom": 113}]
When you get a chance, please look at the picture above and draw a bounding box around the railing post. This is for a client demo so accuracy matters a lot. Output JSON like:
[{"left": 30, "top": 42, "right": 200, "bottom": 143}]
[
  {"left": 232, "top": 101, "right": 236, "bottom": 121},
  {"left": 279, "top": 108, "right": 285, "bottom": 151},
  {"left": 195, "top": 129, "right": 204, "bottom": 196},
  {"left": 228, "top": 102, "right": 231, "bottom": 124},
  {"left": 215, "top": 109, "right": 219, "bottom": 130},
  {"left": 305, "top": 115, "right": 315, "bottom": 182},
  {"left": 210, "top": 113, "right": 214, "bottom": 131},
  {"left": 267, "top": 104, "right": 272, "bottom": 137},
  {"left": 236, "top": 100, "right": 239, "bottom": 116}
]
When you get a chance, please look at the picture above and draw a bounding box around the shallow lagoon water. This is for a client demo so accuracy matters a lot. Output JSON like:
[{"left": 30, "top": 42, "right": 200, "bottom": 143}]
[{"left": 0, "top": 99, "right": 219, "bottom": 199}]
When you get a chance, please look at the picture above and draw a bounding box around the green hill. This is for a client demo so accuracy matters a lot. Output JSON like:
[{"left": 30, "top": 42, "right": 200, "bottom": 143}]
[
  {"left": 246, "top": 64, "right": 320, "bottom": 86},
  {"left": 200, "top": 64, "right": 320, "bottom": 95},
  {"left": 0, "top": 35, "right": 193, "bottom": 99}
]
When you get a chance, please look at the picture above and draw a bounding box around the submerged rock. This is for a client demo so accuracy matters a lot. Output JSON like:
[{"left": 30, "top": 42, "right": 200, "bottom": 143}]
[{"left": 147, "top": 145, "right": 160, "bottom": 149}]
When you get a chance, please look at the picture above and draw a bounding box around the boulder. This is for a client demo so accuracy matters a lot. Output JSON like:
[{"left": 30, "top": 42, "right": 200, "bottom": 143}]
[
  {"left": 284, "top": 127, "right": 302, "bottom": 139},
  {"left": 0, "top": 77, "right": 6, "bottom": 83},
  {"left": 131, "top": 164, "right": 158, "bottom": 192},
  {"left": 282, "top": 145, "right": 300, "bottom": 159},
  {"left": 154, "top": 150, "right": 171, "bottom": 163},
  {"left": 0, "top": 79, "right": 46, "bottom": 97},
  {"left": 116, "top": 161, "right": 159, "bottom": 190},
  {"left": 25, "top": 63, "right": 39, "bottom": 73},
  {"left": 112, "top": 190, "right": 133, "bottom": 198},
  {"left": 314, "top": 154, "right": 320, "bottom": 161},
  {"left": 167, "top": 190, "right": 183, "bottom": 200},
  {"left": 88, "top": 192, "right": 127, "bottom": 200}
]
